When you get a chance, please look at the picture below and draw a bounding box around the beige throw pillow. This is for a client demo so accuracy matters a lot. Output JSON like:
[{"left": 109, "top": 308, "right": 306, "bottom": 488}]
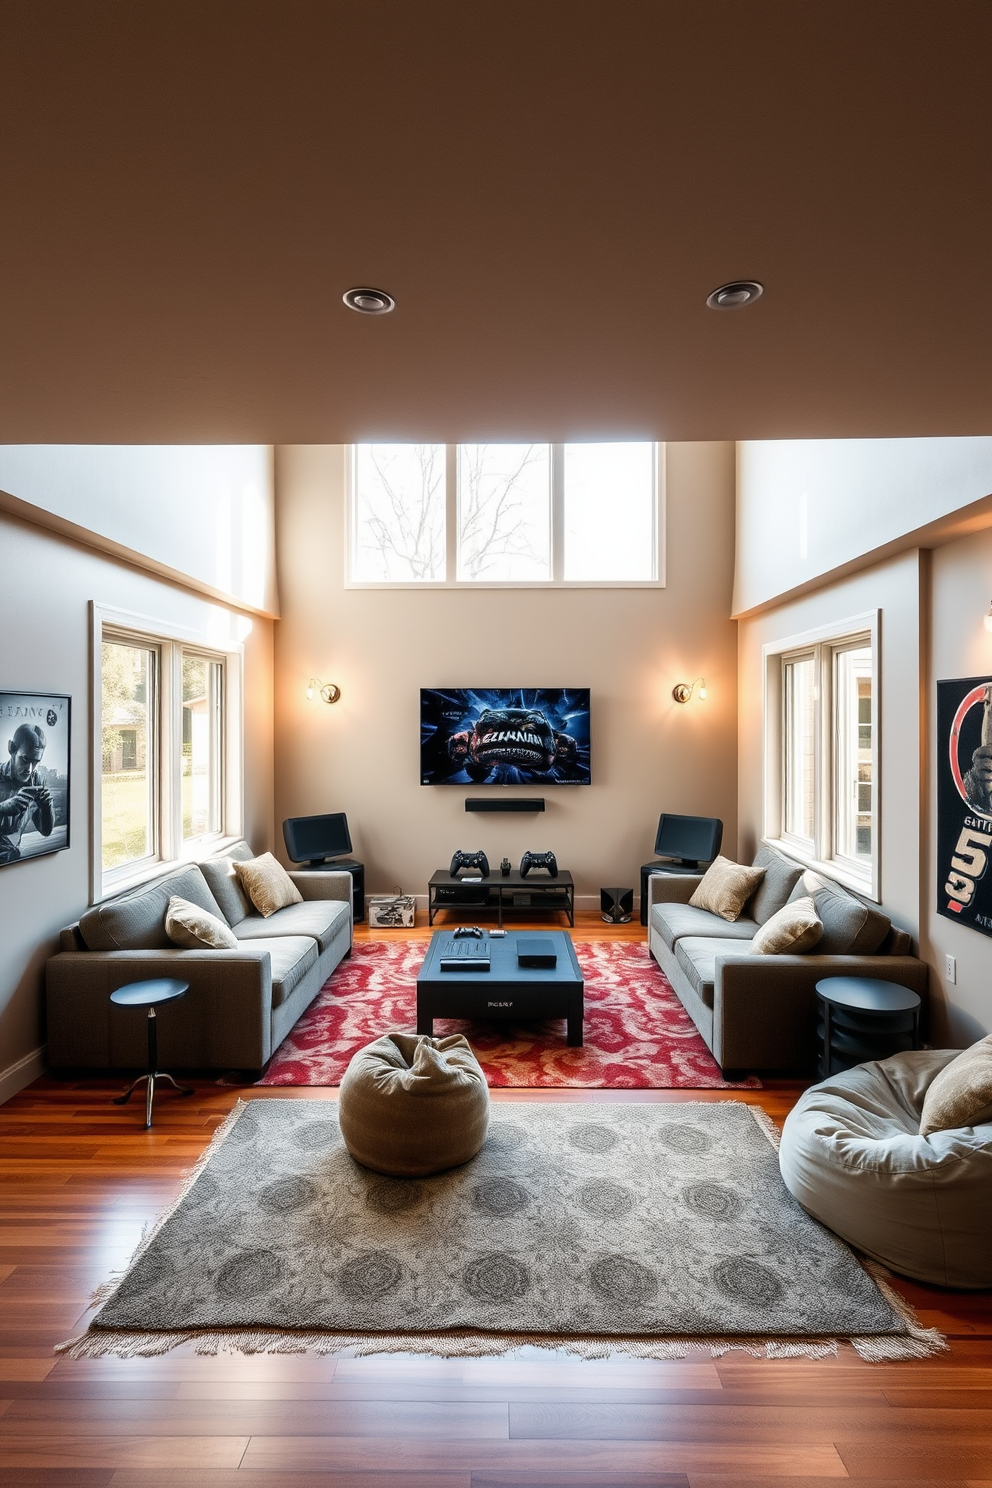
[
  {"left": 919, "top": 1035, "right": 992, "bottom": 1136},
  {"left": 165, "top": 894, "right": 238, "bottom": 949},
  {"left": 233, "top": 852, "right": 303, "bottom": 917},
  {"left": 689, "top": 855, "right": 766, "bottom": 922},
  {"left": 750, "top": 895, "right": 823, "bottom": 955}
]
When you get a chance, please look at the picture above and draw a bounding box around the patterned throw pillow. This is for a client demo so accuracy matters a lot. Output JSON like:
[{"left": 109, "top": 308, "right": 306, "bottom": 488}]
[
  {"left": 233, "top": 852, "right": 303, "bottom": 917},
  {"left": 750, "top": 896, "right": 823, "bottom": 955},
  {"left": 919, "top": 1035, "right": 992, "bottom": 1136},
  {"left": 688, "top": 856, "right": 766, "bottom": 922},
  {"left": 165, "top": 895, "right": 239, "bottom": 949}
]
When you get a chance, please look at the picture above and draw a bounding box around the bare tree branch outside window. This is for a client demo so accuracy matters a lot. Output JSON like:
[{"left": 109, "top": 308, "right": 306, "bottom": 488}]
[
  {"left": 354, "top": 445, "right": 446, "bottom": 581},
  {"left": 457, "top": 444, "right": 551, "bottom": 581}
]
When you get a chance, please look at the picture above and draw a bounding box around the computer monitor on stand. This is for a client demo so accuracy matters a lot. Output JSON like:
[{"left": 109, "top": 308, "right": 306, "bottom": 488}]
[
  {"left": 282, "top": 813, "right": 365, "bottom": 920},
  {"left": 640, "top": 813, "right": 723, "bottom": 925},
  {"left": 283, "top": 812, "right": 353, "bottom": 867}
]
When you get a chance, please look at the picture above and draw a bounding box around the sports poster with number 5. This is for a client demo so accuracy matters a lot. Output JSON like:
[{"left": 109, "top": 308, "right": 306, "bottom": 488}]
[{"left": 937, "top": 676, "right": 992, "bottom": 935}]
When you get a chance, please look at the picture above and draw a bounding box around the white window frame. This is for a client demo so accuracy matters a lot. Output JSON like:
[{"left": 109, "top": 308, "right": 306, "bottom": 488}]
[
  {"left": 762, "top": 610, "right": 880, "bottom": 901},
  {"left": 90, "top": 603, "right": 244, "bottom": 903},
  {"left": 345, "top": 442, "right": 666, "bottom": 588}
]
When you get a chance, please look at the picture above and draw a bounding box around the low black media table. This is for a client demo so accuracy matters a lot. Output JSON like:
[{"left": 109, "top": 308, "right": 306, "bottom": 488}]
[
  {"left": 428, "top": 868, "right": 574, "bottom": 927},
  {"left": 416, "top": 930, "right": 584, "bottom": 1045}
]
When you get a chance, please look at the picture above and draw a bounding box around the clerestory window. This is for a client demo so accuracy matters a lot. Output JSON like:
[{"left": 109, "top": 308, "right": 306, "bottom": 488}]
[{"left": 347, "top": 442, "right": 664, "bottom": 587}]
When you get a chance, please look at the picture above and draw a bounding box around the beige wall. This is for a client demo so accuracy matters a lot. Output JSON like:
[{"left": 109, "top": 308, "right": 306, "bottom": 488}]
[
  {"left": 923, "top": 526, "right": 992, "bottom": 1045},
  {"left": 273, "top": 443, "right": 739, "bottom": 909},
  {"left": 0, "top": 512, "right": 274, "bottom": 1096},
  {"left": 737, "top": 550, "right": 926, "bottom": 945}
]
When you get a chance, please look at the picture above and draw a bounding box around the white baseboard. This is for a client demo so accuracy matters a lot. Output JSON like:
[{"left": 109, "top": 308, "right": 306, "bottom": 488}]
[{"left": 0, "top": 1045, "right": 47, "bottom": 1105}]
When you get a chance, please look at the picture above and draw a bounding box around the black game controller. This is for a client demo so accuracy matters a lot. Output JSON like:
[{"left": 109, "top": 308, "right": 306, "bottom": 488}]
[
  {"left": 449, "top": 849, "right": 490, "bottom": 878},
  {"left": 519, "top": 850, "right": 558, "bottom": 878},
  {"left": 453, "top": 925, "right": 485, "bottom": 938}
]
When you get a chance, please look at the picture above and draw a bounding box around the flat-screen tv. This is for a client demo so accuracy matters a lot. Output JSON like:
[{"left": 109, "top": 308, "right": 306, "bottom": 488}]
[
  {"left": 421, "top": 688, "right": 591, "bottom": 785},
  {"left": 283, "top": 812, "right": 353, "bottom": 865}
]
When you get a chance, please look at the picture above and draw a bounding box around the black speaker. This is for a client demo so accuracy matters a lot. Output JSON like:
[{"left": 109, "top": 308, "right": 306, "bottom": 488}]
[
  {"left": 600, "top": 886, "right": 633, "bottom": 923},
  {"left": 465, "top": 798, "right": 546, "bottom": 813}
]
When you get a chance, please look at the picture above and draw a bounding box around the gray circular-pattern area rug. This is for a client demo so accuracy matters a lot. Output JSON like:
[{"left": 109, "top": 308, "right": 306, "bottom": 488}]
[{"left": 68, "top": 1100, "right": 942, "bottom": 1361}]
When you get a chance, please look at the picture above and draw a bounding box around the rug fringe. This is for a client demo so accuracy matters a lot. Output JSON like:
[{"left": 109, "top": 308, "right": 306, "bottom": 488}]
[
  {"left": 747, "top": 1103, "right": 782, "bottom": 1150},
  {"left": 853, "top": 1260, "right": 949, "bottom": 1359},
  {"left": 53, "top": 1321, "right": 938, "bottom": 1365}
]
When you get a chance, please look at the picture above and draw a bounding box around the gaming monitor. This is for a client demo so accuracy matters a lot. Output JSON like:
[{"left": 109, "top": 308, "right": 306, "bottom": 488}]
[
  {"left": 282, "top": 812, "right": 353, "bottom": 866},
  {"left": 421, "top": 688, "right": 591, "bottom": 785},
  {"left": 654, "top": 813, "right": 723, "bottom": 868}
]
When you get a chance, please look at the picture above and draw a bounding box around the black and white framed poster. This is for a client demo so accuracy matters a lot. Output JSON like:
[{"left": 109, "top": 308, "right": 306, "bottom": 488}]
[
  {"left": 0, "top": 692, "right": 71, "bottom": 867},
  {"left": 937, "top": 675, "right": 992, "bottom": 935}
]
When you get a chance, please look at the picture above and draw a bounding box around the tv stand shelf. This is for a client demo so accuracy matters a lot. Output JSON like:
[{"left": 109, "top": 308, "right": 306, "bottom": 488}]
[
  {"left": 640, "top": 859, "right": 703, "bottom": 924},
  {"left": 297, "top": 858, "right": 365, "bottom": 922},
  {"left": 428, "top": 869, "right": 574, "bottom": 928}
]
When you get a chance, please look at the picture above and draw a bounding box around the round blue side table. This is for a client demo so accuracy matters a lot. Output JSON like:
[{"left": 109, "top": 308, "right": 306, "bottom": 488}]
[{"left": 110, "top": 978, "right": 194, "bottom": 1127}]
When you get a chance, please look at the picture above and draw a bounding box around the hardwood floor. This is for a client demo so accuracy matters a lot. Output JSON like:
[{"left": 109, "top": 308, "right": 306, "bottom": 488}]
[{"left": 1, "top": 912, "right": 989, "bottom": 1486}]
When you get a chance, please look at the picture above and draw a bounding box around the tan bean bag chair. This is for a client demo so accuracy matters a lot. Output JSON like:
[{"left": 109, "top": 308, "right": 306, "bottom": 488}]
[
  {"left": 338, "top": 1032, "right": 490, "bottom": 1177},
  {"left": 779, "top": 1050, "right": 992, "bottom": 1289}
]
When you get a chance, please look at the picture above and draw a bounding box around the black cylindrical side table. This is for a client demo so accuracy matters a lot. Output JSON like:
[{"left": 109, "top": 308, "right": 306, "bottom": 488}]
[
  {"left": 110, "top": 978, "right": 194, "bottom": 1127},
  {"left": 815, "top": 976, "right": 921, "bottom": 1080}
]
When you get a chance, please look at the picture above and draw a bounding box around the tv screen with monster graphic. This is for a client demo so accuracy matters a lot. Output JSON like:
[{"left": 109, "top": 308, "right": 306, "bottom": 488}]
[{"left": 421, "top": 688, "right": 591, "bottom": 785}]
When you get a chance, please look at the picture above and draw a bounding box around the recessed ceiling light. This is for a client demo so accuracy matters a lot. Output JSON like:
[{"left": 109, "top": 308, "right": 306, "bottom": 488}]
[
  {"left": 343, "top": 286, "right": 396, "bottom": 315},
  {"left": 706, "top": 280, "right": 764, "bottom": 310}
]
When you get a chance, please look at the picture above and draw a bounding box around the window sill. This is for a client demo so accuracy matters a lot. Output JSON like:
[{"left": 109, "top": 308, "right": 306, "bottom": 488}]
[
  {"left": 762, "top": 838, "right": 879, "bottom": 903},
  {"left": 344, "top": 578, "right": 665, "bottom": 590},
  {"left": 94, "top": 833, "right": 246, "bottom": 905}
]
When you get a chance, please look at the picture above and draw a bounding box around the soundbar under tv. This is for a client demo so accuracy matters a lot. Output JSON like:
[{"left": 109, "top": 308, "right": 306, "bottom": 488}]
[
  {"left": 421, "top": 688, "right": 591, "bottom": 786},
  {"left": 465, "top": 798, "right": 546, "bottom": 812}
]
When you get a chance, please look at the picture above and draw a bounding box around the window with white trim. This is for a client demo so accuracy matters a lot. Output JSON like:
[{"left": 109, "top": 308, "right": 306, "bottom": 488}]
[
  {"left": 764, "top": 614, "right": 878, "bottom": 898},
  {"left": 94, "top": 607, "right": 242, "bottom": 897},
  {"left": 348, "top": 442, "right": 663, "bottom": 586}
]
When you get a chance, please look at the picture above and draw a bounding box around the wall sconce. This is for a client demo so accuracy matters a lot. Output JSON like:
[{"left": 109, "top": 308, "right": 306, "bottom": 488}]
[
  {"left": 984, "top": 601, "right": 992, "bottom": 633},
  {"left": 672, "top": 677, "right": 707, "bottom": 704},
  {"left": 306, "top": 678, "right": 342, "bottom": 705}
]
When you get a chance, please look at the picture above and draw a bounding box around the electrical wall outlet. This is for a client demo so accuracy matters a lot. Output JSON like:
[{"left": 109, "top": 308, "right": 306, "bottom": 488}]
[{"left": 945, "top": 954, "right": 957, "bottom": 984}]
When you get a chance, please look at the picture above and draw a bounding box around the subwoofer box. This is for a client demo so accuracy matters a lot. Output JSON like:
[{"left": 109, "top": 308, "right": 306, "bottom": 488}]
[{"left": 600, "top": 886, "right": 633, "bottom": 924}]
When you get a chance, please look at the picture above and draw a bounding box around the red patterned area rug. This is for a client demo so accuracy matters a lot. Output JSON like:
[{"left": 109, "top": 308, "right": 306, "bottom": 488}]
[{"left": 260, "top": 940, "right": 761, "bottom": 1090}]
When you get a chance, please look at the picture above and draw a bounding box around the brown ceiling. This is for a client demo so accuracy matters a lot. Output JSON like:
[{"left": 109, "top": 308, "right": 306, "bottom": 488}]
[{"left": 2, "top": 1, "right": 990, "bottom": 444}]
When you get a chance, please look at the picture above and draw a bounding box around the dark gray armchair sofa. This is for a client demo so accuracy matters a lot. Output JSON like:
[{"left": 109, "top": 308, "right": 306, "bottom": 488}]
[
  {"left": 647, "top": 844, "right": 928, "bottom": 1076},
  {"left": 46, "top": 840, "right": 352, "bottom": 1076}
]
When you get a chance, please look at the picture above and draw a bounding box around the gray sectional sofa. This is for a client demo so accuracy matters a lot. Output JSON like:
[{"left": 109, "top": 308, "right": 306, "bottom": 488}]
[
  {"left": 647, "top": 844, "right": 928, "bottom": 1076},
  {"left": 46, "top": 840, "right": 352, "bottom": 1076}
]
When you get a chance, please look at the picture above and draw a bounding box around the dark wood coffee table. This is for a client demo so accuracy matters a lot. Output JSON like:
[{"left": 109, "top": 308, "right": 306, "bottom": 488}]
[{"left": 416, "top": 930, "right": 584, "bottom": 1045}]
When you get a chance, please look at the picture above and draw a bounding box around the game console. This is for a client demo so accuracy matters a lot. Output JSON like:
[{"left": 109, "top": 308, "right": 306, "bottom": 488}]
[{"left": 516, "top": 936, "right": 558, "bottom": 967}]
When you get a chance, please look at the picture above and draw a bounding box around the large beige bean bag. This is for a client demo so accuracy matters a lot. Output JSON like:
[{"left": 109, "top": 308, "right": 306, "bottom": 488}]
[
  {"left": 338, "top": 1032, "right": 490, "bottom": 1176},
  {"left": 779, "top": 1050, "right": 992, "bottom": 1289}
]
